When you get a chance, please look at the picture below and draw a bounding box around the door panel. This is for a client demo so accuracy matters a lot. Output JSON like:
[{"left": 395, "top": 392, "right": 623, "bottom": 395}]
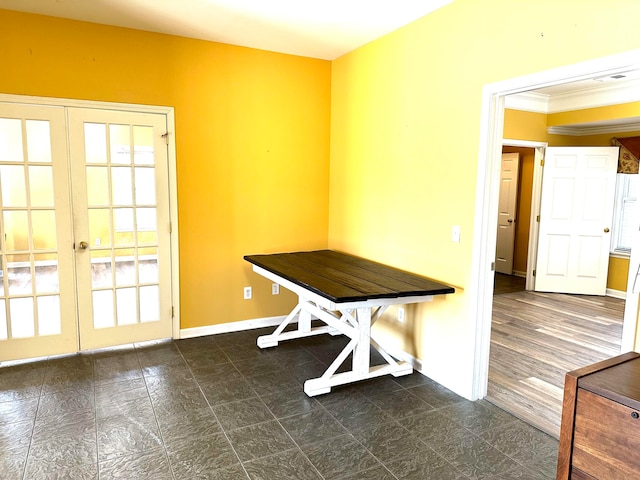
[
  {"left": 68, "top": 108, "right": 171, "bottom": 350},
  {"left": 0, "top": 104, "right": 77, "bottom": 361},
  {"left": 496, "top": 153, "right": 520, "bottom": 274},
  {"left": 535, "top": 147, "right": 618, "bottom": 295}
]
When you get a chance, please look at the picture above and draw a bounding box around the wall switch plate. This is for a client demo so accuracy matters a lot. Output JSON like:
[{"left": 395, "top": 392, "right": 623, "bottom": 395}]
[
  {"left": 272, "top": 283, "right": 279, "bottom": 295},
  {"left": 398, "top": 306, "right": 405, "bottom": 323},
  {"left": 243, "top": 286, "right": 252, "bottom": 300},
  {"left": 452, "top": 225, "right": 461, "bottom": 243}
]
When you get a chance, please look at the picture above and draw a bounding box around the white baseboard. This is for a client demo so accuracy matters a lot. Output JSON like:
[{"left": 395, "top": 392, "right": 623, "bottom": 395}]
[
  {"left": 179, "top": 315, "right": 287, "bottom": 339},
  {"left": 512, "top": 270, "right": 526, "bottom": 278},
  {"left": 606, "top": 288, "right": 626, "bottom": 300}
]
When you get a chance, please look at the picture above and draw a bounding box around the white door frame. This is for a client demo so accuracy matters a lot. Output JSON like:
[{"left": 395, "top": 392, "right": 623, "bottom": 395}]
[
  {"left": 470, "top": 48, "right": 640, "bottom": 400},
  {"left": 502, "top": 139, "right": 547, "bottom": 290},
  {"left": 0, "top": 93, "right": 181, "bottom": 341}
]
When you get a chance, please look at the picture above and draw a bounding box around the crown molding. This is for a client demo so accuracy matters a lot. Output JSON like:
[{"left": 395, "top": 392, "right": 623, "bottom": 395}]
[
  {"left": 548, "top": 120, "right": 640, "bottom": 136},
  {"left": 504, "top": 91, "right": 549, "bottom": 113},
  {"left": 548, "top": 78, "right": 640, "bottom": 113},
  {"left": 506, "top": 78, "right": 640, "bottom": 114}
]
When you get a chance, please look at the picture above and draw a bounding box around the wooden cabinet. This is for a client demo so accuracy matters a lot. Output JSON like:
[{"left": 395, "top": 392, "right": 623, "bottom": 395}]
[{"left": 557, "top": 352, "right": 640, "bottom": 479}]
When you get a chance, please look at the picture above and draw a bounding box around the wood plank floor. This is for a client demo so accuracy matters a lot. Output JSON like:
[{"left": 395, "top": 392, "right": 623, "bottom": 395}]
[{"left": 487, "top": 274, "right": 624, "bottom": 438}]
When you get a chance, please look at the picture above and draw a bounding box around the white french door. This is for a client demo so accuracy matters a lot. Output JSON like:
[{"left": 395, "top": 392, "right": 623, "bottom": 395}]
[
  {"left": 0, "top": 103, "right": 173, "bottom": 362},
  {"left": 535, "top": 146, "right": 618, "bottom": 295},
  {"left": 0, "top": 104, "right": 77, "bottom": 361},
  {"left": 68, "top": 108, "right": 172, "bottom": 350}
]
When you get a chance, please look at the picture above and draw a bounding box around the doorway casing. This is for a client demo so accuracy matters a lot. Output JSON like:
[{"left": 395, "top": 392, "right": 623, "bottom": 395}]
[{"left": 470, "top": 48, "right": 640, "bottom": 400}]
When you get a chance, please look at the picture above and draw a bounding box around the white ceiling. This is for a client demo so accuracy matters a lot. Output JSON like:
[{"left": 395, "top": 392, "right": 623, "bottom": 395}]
[{"left": 0, "top": 0, "right": 453, "bottom": 60}]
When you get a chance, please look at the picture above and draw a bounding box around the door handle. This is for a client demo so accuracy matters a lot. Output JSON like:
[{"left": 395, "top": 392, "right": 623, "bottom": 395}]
[
  {"left": 604, "top": 228, "right": 610, "bottom": 233},
  {"left": 78, "top": 241, "right": 89, "bottom": 250},
  {"left": 507, "top": 219, "right": 513, "bottom": 223}
]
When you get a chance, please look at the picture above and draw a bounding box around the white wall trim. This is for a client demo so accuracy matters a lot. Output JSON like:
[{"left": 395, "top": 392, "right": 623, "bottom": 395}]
[
  {"left": 505, "top": 77, "right": 640, "bottom": 114},
  {"left": 548, "top": 121, "right": 640, "bottom": 136},
  {"left": 473, "top": 48, "right": 640, "bottom": 401},
  {"left": 548, "top": 78, "right": 640, "bottom": 113},
  {"left": 0, "top": 93, "right": 173, "bottom": 115},
  {"left": 179, "top": 315, "right": 288, "bottom": 339},
  {"left": 502, "top": 138, "right": 548, "bottom": 148},
  {"left": 607, "top": 288, "right": 627, "bottom": 300},
  {"left": 504, "top": 92, "right": 549, "bottom": 113}
]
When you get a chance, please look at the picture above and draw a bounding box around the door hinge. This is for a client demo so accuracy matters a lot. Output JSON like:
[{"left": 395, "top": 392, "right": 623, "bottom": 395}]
[
  {"left": 171, "top": 306, "right": 174, "bottom": 318},
  {"left": 540, "top": 159, "right": 545, "bottom": 166},
  {"left": 169, "top": 222, "right": 172, "bottom": 233},
  {"left": 533, "top": 269, "right": 536, "bottom": 277},
  {"left": 491, "top": 262, "right": 495, "bottom": 272},
  {"left": 161, "top": 132, "right": 169, "bottom": 145},
  {"left": 536, "top": 215, "right": 540, "bottom": 222}
]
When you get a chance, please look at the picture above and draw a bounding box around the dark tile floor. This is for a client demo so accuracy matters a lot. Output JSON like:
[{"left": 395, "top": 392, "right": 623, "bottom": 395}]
[{"left": 0, "top": 327, "right": 558, "bottom": 479}]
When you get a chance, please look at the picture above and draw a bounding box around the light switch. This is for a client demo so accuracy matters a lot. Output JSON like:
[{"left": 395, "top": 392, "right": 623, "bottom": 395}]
[{"left": 452, "top": 225, "right": 461, "bottom": 243}]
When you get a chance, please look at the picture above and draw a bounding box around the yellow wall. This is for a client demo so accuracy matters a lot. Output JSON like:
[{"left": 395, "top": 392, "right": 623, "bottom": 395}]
[
  {"left": 330, "top": 0, "right": 640, "bottom": 395},
  {"left": 504, "top": 109, "right": 548, "bottom": 143},
  {"left": 0, "top": 9, "right": 332, "bottom": 329}
]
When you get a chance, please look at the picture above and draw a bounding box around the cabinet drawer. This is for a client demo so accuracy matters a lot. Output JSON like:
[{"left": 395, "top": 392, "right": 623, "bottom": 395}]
[{"left": 573, "top": 389, "right": 640, "bottom": 479}]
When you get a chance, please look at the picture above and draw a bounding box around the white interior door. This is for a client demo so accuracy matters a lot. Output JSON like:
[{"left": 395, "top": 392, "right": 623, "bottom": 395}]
[
  {"left": 68, "top": 108, "right": 172, "bottom": 350},
  {"left": 0, "top": 104, "right": 78, "bottom": 362},
  {"left": 495, "top": 152, "right": 520, "bottom": 275},
  {"left": 535, "top": 146, "right": 618, "bottom": 295}
]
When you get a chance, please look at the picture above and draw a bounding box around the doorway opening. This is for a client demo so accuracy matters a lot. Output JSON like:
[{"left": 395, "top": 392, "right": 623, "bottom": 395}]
[{"left": 470, "top": 48, "right": 640, "bottom": 407}]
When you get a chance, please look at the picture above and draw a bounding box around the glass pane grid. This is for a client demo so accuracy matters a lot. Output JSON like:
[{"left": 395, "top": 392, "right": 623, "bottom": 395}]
[
  {"left": 0, "top": 117, "right": 62, "bottom": 341},
  {"left": 87, "top": 122, "right": 161, "bottom": 330}
]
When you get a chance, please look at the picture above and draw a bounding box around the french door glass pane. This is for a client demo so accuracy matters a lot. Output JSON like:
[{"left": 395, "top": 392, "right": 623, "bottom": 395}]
[
  {"left": 91, "top": 251, "right": 113, "bottom": 289},
  {"left": 84, "top": 123, "right": 107, "bottom": 164},
  {"left": 26, "top": 120, "right": 52, "bottom": 163},
  {"left": 114, "top": 208, "right": 134, "bottom": 245},
  {"left": 38, "top": 295, "right": 61, "bottom": 336},
  {"left": 4, "top": 211, "right": 29, "bottom": 251},
  {"left": 93, "top": 290, "right": 114, "bottom": 329},
  {"left": 0, "top": 118, "right": 23, "bottom": 162},
  {"left": 0, "top": 301, "right": 6, "bottom": 340},
  {"left": 7, "top": 254, "right": 32, "bottom": 296},
  {"left": 135, "top": 167, "right": 156, "bottom": 205},
  {"left": 35, "top": 253, "right": 59, "bottom": 294},
  {"left": 29, "top": 166, "right": 55, "bottom": 207},
  {"left": 139, "top": 247, "right": 158, "bottom": 283},
  {"left": 32, "top": 210, "right": 57, "bottom": 250},
  {"left": 140, "top": 285, "right": 159, "bottom": 322},
  {"left": 10, "top": 298, "right": 34, "bottom": 338},
  {"left": 133, "top": 126, "right": 154, "bottom": 165},
  {"left": 115, "top": 248, "right": 135, "bottom": 286},
  {"left": 116, "top": 287, "right": 137, "bottom": 325},
  {"left": 110, "top": 124, "right": 131, "bottom": 164},
  {"left": 1, "top": 165, "right": 27, "bottom": 207},
  {"left": 89, "top": 208, "right": 112, "bottom": 247},
  {"left": 86, "top": 166, "right": 110, "bottom": 206},
  {"left": 112, "top": 167, "right": 133, "bottom": 205}
]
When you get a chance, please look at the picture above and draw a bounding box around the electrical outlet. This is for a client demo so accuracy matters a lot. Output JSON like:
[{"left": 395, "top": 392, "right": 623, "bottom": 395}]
[
  {"left": 398, "top": 307, "right": 405, "bottom": 323},
  {"left": 243, "top": 286, "right": 252, "bottom": 300},
  {"left": 272, "top": 283, "right": 280, "bottom": 295}
]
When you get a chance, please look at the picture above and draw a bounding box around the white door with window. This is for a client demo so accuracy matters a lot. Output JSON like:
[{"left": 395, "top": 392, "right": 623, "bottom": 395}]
[
  {"left": 495, "top": 153, "right": 520, "bottom": 275},
  {"left": 0, "top": 103, "right": 173, "bottom": 362},
  {"left": 535, "top": 146, "right": 618, "bottom": 295}
]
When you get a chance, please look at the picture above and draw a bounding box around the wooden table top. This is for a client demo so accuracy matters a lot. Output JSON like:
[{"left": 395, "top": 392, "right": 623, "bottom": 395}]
[{"left": 244, "top": 250, "right": 455, "bottom": 304}]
